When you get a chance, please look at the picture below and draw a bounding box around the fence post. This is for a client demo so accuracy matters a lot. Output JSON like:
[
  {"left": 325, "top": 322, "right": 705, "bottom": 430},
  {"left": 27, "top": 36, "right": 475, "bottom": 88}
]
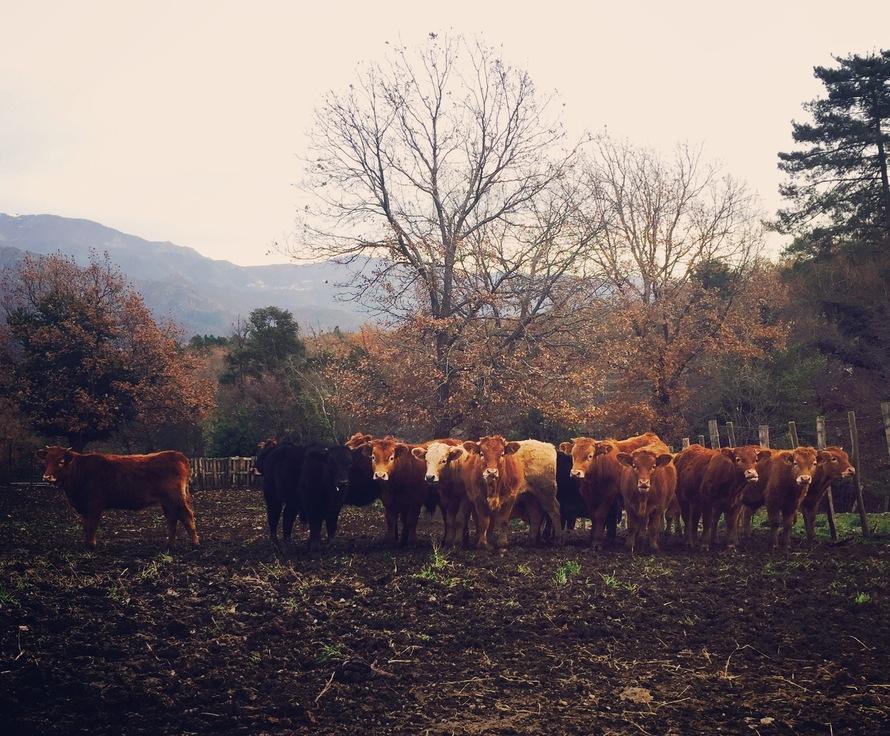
[
  {"left": 788, "top": 421, "right": 800, "bottom": 448},
  {"left": 882, "top": 402, "right": 890, "bottom": 512},
  {"left": 758, "top": 425, "right": 770, "bottom": 448},
  {"left": 847, "top": 411, "right": 870, "bottom": 538},
  {"left": 682, "top": 437, "right": 690, "bottom": 449},
  {"left": 697, "top": 434, "right": 705, "bottom": 447},
  {"left": 708, "top": 419, "right": 720, "bottom": 449},
  {"left": 726, "top": 421, "right": 737, "bottom": 447},
  {"left": 815, "top": 416, "right": 837, "bottom": 542}
]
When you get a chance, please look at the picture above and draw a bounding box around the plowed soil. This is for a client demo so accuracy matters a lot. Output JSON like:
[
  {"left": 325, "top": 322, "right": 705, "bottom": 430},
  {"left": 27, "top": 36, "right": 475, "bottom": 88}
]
[{"left": 1, "top": 487, "right": 887, "bottom": 735}]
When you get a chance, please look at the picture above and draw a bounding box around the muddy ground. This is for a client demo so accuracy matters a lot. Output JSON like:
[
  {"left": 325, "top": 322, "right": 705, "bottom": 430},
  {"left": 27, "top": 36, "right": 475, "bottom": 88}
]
[{"left": 1, "top": 486, "right": 887, "bottom": 735}]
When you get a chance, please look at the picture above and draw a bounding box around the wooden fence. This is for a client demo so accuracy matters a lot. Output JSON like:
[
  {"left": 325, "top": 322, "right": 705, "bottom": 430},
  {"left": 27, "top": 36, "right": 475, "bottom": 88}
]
[{"left": 189, "top": 457, "right": 258, "bottom": 491}]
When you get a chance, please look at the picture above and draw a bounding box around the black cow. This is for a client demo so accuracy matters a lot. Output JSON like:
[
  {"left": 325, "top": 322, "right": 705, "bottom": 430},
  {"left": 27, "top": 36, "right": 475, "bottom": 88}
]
[
  {"left": 296, "top": 444, "right": 354, "bottom": 551},
  {"left": 557, "top": 451, "right": 586, "bottom": 530},
  {"left": 252, "top": 439, "right": 305, "bottom": 553}
]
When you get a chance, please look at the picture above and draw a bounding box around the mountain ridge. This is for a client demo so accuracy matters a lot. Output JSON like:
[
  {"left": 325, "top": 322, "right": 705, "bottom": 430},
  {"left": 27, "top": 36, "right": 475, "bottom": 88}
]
[{"left": 0, "top": 213, "right": 370, "bottom": 337}]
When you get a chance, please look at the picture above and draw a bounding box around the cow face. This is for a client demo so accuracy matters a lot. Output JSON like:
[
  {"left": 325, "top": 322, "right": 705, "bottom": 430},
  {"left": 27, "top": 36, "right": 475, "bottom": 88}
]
[
  {"left": 252, "top": 438, "right": 278, "bottom": 476},
  {"left": 325, "top": 445, "right": 354, "bottom": 494},
  {"left": 414, "top": 443, "right": 464, "bottom": 484},
  {"left": 721, "top": 445, "right": 763, "bottom": 483},
  {"left": 778, "top": 447, "right": 819, "bottom": 486},
  {"left": 616, "top": 449, "right": 672, "bottom": 493},
  {"left": 36, "top": 446, "right": 75, "bottom": 483},
  {"left": 365, "top": 439, "right": 409, "bottom": 482},
  {"left": 463, "top": 436, "right": 520, "bottom": 508},
  {"left": 562, "top": 438, "right": 598, "bottom": 479},
  {"left": 344, "top": 432, "right": 373, "bottom": 450},
  {"left": 816, "top": 446, "right": 855, "bottom": 480}
]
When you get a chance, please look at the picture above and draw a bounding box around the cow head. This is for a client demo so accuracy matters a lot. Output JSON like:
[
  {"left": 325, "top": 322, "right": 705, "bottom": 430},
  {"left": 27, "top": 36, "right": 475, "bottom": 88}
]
[
  {"left": 616, "top": 449, "right": 672, "bottom": 491},
  {"left": 720, "top": 445, "right": 766, "bottom": 483},
  {"left": 344, "top": 432, "right": 373, "bottom": 450},
  {"left": 560, "top": 438, "right": 598, "bottom": 479},
  {"left": 463, "top": 436, "right": 520, "bottom": 508},
  {"left": 36, "top": 446, "right": 75, "bottom": 483},
  {"left": 364, "top": 439, "right": 410, "bottom": 482},
  {"left": 324, "top": 445, "right": 354, "bottom": 494},
  {"left": 251, "top": 438, "right": 278, "bottom": 476},
  {"left": 778, "top": 447, "right": 819, "bottom": 487},
  {"left": 413, "top": 442, "right": 464, "bottom": 484},
  {"left": 816, "top": 446, "right": 855, "bottom": 480}
]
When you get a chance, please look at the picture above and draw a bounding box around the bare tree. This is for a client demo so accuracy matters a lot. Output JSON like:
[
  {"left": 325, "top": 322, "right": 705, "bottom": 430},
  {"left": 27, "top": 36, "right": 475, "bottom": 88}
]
[
  {"left": 295, "top": 35, "right": 597, "bottom": 434},
  {"left": 582, "top": 137, "right": 768, "bottom": 433}
]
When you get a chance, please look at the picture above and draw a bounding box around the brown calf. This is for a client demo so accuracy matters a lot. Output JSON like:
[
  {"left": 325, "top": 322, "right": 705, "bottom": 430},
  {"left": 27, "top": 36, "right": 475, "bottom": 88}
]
[
  {"left": 674, "top": 444, "right": 770, "bottom": 551},
  {"left": 36, "top": 446, "right": 198, "bottom": 549},
  {"left": 615, "top": 447, "right": 676, "bottom": 554},
  {"left": 461, "top": 436, "right": 525, "bottom": 551},
  {"left": 763, "top": 447, "right": 820, "bottom": 549},
  {"left": 413, "top": 441, "right": 474, "bottom": 547},
  {"left": 559, "top": 433, "right": 666, "bottom": 550},
  {"left": 800, "top": 446, "right": 855, "bottom": 541},
  {"left": 364, "top": 438, "right": 429, "bottom": 545}
]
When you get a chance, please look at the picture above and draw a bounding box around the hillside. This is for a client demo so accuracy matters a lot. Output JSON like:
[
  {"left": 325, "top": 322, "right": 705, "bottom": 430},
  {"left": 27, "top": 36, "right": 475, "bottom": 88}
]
[{"left": 0, "top": 214, "right": 370, "bottom": 336}]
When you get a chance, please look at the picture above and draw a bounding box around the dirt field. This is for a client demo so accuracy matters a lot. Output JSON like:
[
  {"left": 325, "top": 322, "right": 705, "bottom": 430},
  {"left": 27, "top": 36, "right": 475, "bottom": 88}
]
[{"left": 1, "top": 487, "right": 888, "bottom": 735}]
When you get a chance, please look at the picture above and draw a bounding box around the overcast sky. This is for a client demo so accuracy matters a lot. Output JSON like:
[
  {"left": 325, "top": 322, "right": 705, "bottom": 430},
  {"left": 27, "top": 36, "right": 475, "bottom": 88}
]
[{"left": 2, "top": 0, "right": 888, "bottom": 266}]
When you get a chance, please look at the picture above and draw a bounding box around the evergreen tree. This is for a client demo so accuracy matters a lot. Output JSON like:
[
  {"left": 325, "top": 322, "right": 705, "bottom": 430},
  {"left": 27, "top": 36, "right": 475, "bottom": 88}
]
[{"left": 775, "top": 50, "right": 890, "bottom": 253}]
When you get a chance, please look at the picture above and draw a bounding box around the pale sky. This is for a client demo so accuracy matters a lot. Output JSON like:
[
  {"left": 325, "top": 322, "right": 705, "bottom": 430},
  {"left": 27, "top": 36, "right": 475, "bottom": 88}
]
[{"left": 1, "top": 0, "right": 888, "bottom": 266}]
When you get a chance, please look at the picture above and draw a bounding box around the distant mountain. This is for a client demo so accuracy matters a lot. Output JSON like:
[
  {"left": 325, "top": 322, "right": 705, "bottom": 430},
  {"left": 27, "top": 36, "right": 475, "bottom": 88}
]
[{"left": 0, "top": 214, "right": 373, "bottom": 337}]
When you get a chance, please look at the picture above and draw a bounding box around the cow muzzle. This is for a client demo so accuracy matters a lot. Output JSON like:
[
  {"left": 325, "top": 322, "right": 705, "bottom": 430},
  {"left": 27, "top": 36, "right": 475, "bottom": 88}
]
[
  {"left": 796, "top": 474, "right": 812, "bottom": 485},
  {"left": 637, "top": 482, "right": 651, "bottom": 492},
  {"left": 374, "top": 472, "right": 389, "bottom": 481},
  {"left": 43, "top": 474, "right": 56, "bottom": 482},
  {"left": 744, "top": 470, "right": 759, "bottom": 482},
  {"left": 425, "top": 474, "right": 438, "bottom": 484},
  {"left": 570, "top": 469, "right": 584, "bottom": 479},
  {"left": 842, "top": 468, "right": 856, "bottom": 477},
  {"left": 483, "top": 468, "right": 499, "bottom": 480}
]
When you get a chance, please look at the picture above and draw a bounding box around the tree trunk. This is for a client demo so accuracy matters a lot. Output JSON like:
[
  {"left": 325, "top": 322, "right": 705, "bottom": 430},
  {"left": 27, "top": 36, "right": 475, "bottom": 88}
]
[{"left": 872, "top": 91, "right": 890, "bottom": 236}]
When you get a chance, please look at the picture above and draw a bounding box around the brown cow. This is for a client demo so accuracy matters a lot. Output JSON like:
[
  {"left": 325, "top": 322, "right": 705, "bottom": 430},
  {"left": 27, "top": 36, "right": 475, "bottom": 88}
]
[
  {"left": 36, "top": 446, "right": 198, "bottom": 549},
  {"left": 614, "top": 446, "right": 676, "bottom": 554},
  {"left": 763, "top": 447, "right": 821, "bottom": 549},
  {"left": 461, "top": 436, "right": 525, "bottom": 551},
  {"left": 364, "top": 438, "right": 429, "bottom": 545},
  {"left": 674, "top": 444, "right": 770, "bottom": 551},
  {"left": 560, "top": 433, "right": 666, "bottom": 550},
  {"left": 800, "top": 446, "right": 855, "bottom": 542},
  {"left": 412, "top": 441, "right": 473, "bottom": 547}
]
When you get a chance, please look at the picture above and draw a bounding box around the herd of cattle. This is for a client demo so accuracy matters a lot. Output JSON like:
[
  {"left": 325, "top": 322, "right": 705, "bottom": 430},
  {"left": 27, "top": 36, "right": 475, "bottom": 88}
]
[{"left": 34, "top": 430, "right": 856, "bottom": 554}]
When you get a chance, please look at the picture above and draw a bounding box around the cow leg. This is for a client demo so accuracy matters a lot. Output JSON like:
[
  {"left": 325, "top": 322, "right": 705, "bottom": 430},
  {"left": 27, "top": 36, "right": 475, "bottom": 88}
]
[
  {"left": 524, "top": 500, "right": 543, "bottom": 546},
  {"left": 625, "top": 516, "right": 638, "bottom": 555},
  {"left": 802, "top": 504, "right": 817, "bottom": 542},
  {"left": 325, "top": 514, "right": 338, "bottom": 542},
  {"left": 542, "top": 495, "right": 562, "bottom": 546},
  {"left": 307, "top": 520, "right": 323, "bottom": 553},
  {"left": 647, "top": 511, "right": 661, "bottom": 552},
  {"left": 686, "top": 503, "right": 701, "bottom": 550},
  {"left": 281, "top": 503, "right": 300, "bottom": 551},
  {"left": 492, "top": 511, "right": 510, "bottom": 552},
  {"left": 458, "top": 502, "right": 473, "bottom": 548},
  {"left": 701, "top": 508, "right": 718, "bottom": 552},
  {"left": 474, "top": 504, "right": 492, "bottom": 550},
  {"left": 780, "top": 512, "right": 795, "bottom": 550},
  {"left": 401, "top": 507, "right": 421, "bottom": 546},
  {"left": 382, "top": 507, "right": 399, "bottom": 546},
  {"left": 590, "top": 508, "right": 608, "bottom": 551},
  {"left": 162, "top": 504, "right": 179, "bottom": 547},
  {"left": 725, "top": 506, "right": 742, "bottom": 552},
  {"left": 767, "top": 507, "right": 782, "bottom": 550},
  {"left": 265, "top": 498, "right": 284, "bottom": 554},
  {"left": 82, "top": 512, "right": 101, "bottom": 550}
]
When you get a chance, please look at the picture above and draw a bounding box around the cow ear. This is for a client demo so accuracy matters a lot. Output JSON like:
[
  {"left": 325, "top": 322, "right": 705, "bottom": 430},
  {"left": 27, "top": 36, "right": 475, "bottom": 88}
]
[
  {"left": 361, "top": 443, "right": 373, "bottom": 457},
  {"left": 447, "top": 447, "right": 464, "bottom": 462},
  {"left": 35, "top": 448, "right": 47, "bottom": 460},
  {"left": 595, "top": 443, "right": 614, "bottom": 457},
  {"left": 720, "top": 448, "right": 736, "bottom": 460},
  {"left": 504, "top": 442, "right": 521, "bottom": 455},
  {"left": 756, "top": 449, "right": 772, "bottom": 461},
  {"left": 411, "top": 447, "right": 427, "bottom": 460},
  {"left": 616, "top": 452, "right": 634, "bottom": 467},
  {"left": 558, "top": 442, "right": 573, "bottom": 455},
  {"left": 463, "top": 441, "right": 480, "bottom": 454},
  {"left": 394, "top": 444, "right": 410, "bottom": 457},
  {"left": 817, "top": 450, "right": 832, "bottom": 463},
  {"left": 656, "top": 453, "right": 673, "bottom": 467},
  {"left": 779, "top": 451, "right": 795, "bottom": 464}
]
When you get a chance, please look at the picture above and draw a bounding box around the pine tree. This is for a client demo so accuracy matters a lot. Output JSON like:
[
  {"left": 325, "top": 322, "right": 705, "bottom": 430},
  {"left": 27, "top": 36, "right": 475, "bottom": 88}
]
[{"left": 776, "top": 50, "right": 890, "bottom": 253}]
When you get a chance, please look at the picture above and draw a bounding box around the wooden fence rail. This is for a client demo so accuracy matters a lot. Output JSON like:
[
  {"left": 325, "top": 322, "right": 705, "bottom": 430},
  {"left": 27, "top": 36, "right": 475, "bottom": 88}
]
[{"left": 189, "top": 457, "right": 258, "bottom": 491}]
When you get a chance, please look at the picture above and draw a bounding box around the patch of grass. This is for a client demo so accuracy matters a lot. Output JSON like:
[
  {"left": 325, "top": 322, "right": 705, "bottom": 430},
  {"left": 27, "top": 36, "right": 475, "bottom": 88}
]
[
  {"left": 107, "top": 581, "right": 130, "bottom": 605},
  {"left": 853, "top": 592, "right": 871, "bottom": 605},
  {"left": 318, "top": 643, "right": 344, "bottom": 663},
  {"left": 516, "top": 563, "right": 532, "bottom": 576},
  {"left": 416, "top": 545, "right": 457, "bottom": 584},
  {"left": 598, "top": 571, "right": 639, "bottom": 593},
  {"left": 553, "top": 560, "right": 581, "bottom": 586},
  {"left": 283, "top": 596, "right": 300, "bottom": 614},
  {"left": 136, "top": 552, "right": 173, "bottom": 581},
  {"left": 0, "top": 588, "right": 18, "bottom": 609}
]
